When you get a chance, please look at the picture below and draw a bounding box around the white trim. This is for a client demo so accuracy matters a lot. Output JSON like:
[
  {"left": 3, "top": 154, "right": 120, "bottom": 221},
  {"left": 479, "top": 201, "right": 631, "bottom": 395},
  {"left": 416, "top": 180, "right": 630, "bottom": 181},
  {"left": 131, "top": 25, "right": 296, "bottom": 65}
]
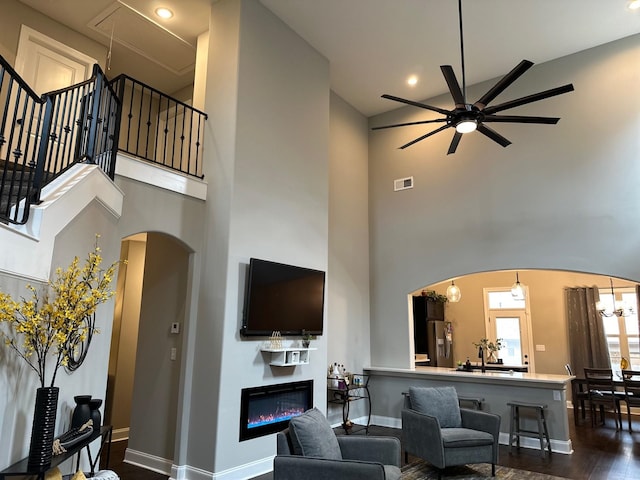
[
  {"left": 124, "top": 448, "right": 172, "bottom": 476},
  {"left": 498, "top": 432, "right": 573, "bottom": 455},
  {"left": 115, "top": 153, "right": 207, "bottom": 200}
]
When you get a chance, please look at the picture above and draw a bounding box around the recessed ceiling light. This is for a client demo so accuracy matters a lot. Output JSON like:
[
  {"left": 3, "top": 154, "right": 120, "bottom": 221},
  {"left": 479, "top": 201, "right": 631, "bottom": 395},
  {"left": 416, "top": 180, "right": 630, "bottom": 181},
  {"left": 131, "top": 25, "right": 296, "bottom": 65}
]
[
  {"left": 407, "top": 75, "right": 418, "bottom": 86},
  {"left": 628, "top": 0, "right": 640, "bottom": 10},
  {"left": 155, "top": 7, "right": 174, "bottom": 19}
]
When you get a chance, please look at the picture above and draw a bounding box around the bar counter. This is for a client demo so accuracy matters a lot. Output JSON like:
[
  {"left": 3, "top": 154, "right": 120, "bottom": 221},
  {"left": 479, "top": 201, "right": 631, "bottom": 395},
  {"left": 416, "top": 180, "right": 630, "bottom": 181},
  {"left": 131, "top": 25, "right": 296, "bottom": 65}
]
[{"left": 363, "top": 365, "right": 574, "bottom": 454}]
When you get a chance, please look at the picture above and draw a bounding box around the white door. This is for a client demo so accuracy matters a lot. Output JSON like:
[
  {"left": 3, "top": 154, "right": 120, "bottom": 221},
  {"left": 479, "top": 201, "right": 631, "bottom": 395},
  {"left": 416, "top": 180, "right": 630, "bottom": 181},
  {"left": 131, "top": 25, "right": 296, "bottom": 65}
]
[
  {"left": 4, "top": 26, "right": 99, "bottom": 168},
  {"left": 488, "top": 311, "right": 534, "bottom": 370},
  {"left": 484, "top": 287, "right": 536, "bottom": 372},
  {"left": 15, "top": 25, "right": 97, "bottom": 95}
]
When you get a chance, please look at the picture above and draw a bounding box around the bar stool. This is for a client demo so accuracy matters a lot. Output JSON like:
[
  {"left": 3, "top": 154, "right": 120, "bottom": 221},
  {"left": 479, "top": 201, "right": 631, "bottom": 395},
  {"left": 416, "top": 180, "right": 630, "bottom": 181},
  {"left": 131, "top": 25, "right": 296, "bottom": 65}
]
[{"left": 507, "top": 401, "right": 551, "bottom": 457}]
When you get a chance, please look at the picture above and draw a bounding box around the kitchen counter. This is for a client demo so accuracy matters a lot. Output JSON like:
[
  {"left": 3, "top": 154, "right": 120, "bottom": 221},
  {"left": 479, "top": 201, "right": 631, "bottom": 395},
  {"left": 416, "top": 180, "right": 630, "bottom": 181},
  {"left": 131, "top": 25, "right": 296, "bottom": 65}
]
[{"left": 363, "top": 365, "right": 574, "bottom": 454}]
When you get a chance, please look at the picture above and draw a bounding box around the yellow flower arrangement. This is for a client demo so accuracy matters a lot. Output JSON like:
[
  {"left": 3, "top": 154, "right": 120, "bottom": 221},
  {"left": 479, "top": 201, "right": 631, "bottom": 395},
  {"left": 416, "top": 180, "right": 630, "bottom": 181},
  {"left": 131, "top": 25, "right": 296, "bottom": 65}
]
[{"left": 0, "top": 237, "right": 118, "bottom": 388}]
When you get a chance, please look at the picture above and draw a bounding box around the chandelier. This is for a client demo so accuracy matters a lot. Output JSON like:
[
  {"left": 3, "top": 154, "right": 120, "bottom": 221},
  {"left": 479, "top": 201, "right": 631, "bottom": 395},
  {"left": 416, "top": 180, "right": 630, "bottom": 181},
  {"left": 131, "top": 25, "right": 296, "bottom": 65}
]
[{"left": 597, "top": 278, "right": 634, "bottom": 318}]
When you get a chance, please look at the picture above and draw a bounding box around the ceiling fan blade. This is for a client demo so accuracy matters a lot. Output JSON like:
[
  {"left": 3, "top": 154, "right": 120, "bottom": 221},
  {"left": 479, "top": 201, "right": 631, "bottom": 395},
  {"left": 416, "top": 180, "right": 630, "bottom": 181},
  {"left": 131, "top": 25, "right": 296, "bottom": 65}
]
[
  {"left": 400, "top": 124, "right": 452, "bottom": 149},
  {"left": 477, "top": 124, "right": 511, "bottom": 148},
  {"left": 447, "top": 131, "right": 462, "bottom": 155},
  {"left": 483, "top": 84, "right": 574, "bottom": 115},
  {"left": 473, "top": 60, "right": 534, "bottom": 110},
  {"left": 483, "top": 115, "right": 560, "bottom": 124},
  {"left": 382, "top": 94, "right": 451, "bottom": 116},
  {"left": 440, "top": 66, "right": 465, "bottom": 108},
  {"left": 371, "top": 118, "right": 448, "bottom": 130}
]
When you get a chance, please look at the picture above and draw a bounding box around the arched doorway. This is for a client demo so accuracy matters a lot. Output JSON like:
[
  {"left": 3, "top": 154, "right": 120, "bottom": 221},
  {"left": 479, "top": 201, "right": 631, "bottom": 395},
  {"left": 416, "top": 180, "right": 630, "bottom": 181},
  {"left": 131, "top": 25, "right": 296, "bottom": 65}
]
[{"left": 104, "top": 232, "right": 191, "bottom": 473}]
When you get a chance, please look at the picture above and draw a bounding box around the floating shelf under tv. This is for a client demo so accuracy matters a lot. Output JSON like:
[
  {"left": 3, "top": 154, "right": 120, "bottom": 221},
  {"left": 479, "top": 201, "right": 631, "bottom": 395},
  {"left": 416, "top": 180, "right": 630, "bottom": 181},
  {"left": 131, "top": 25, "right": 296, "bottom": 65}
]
[{"left": 261, "top": 347, "right": 317, "bottom": 366}]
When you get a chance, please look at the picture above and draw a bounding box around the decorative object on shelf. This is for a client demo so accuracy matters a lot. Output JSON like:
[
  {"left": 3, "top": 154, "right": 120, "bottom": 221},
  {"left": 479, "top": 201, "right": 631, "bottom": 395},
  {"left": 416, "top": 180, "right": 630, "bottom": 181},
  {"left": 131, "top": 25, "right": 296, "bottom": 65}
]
[
  {"left": 421, "top": 289, "right": 448, "bottom": 303},
  {"left": 27, "top": 386, "right": 59, "bottom": 469},
  {"left": 89, "top": 398, "right": 103, "bottom": 431},
  {"left": 446, "top": 280, "right": 462, "bottom": 302},
  {"left": 269, "top": 331, "right": 283, "bottom": 349},
  {"left": 597, "top": 278, "right": 634, "bottom": 318},
  {"left": 511, "top": 272, "right": 525, "bottom": 299},
  {"left": 71, "top": 395, "right": 93, "bottom": 428},
  {"left": 0, "top": 236, "right": 118, "bottom": 469},
  {"left": 301, "top": 329, "right": 313, "bottom": 348}
]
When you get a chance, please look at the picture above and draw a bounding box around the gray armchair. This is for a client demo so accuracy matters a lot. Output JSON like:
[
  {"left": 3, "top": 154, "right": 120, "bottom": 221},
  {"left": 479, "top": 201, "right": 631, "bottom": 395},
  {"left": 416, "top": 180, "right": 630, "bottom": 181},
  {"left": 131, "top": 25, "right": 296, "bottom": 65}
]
[
  {"left": 274, "top": 407, "right": 401, "bottom": 480},
  {"left": 402, "top": 387, "right": 500, "bottom": 479}
]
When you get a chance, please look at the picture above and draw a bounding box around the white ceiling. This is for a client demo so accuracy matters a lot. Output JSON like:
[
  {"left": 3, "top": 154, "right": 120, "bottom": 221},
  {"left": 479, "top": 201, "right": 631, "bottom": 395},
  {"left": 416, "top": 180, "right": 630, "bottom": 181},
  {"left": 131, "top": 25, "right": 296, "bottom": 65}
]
[{"left": 20, "top": 0, "right": 640, "bottom": 115}]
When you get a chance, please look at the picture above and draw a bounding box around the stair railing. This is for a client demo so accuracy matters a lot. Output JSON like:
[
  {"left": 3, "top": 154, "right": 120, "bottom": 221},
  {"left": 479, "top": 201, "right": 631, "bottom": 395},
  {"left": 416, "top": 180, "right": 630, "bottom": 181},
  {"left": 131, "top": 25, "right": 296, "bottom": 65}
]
[
  {"left": 109, "top": 74, "right": 207, "bottom": 179},
  {"left": 0, "top": 57, "right": 120, "bottom": 225}
]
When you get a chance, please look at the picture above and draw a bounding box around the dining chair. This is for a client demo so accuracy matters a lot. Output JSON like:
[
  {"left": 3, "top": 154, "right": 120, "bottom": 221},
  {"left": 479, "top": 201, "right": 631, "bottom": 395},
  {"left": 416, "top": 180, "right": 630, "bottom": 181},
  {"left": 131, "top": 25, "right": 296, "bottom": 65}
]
[
  {"left": 566, "top": 364, "right": 589, "bottom": 424},
  {"left": 583, "top": 368, "right": 623, "bottom": 430},
  {"left": 621, "top": 369, "right": 640, "bottom": 432}
]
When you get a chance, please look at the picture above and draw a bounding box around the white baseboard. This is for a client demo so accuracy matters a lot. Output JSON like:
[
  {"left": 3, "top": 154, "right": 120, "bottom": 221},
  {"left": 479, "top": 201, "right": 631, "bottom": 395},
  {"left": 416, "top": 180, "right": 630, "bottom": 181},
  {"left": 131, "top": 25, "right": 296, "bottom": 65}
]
[
  {"left": 497, "top": 432, "right": 573, "bottom": 455},
  {"left": 169, "top": 456, "right": 273, "bottom": 480},
  {"left": 124, "top": 448, "right": 173, "bottom": 476},
  {"left": 372, "top": 415, "right": 573, "bottom": 455}
]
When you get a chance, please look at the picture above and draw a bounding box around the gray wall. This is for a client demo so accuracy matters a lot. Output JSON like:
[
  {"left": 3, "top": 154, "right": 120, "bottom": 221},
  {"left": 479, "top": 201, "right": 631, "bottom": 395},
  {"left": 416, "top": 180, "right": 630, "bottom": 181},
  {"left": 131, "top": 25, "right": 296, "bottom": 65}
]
[
  {"left": 368, "top": 34, "right": 640, "bottom": 369},
  {"left": 190, "top": 0, "right": 330, "bottom": 473},
  {"left": 327, "top": 92, "right": 371, "bottom": 424}
]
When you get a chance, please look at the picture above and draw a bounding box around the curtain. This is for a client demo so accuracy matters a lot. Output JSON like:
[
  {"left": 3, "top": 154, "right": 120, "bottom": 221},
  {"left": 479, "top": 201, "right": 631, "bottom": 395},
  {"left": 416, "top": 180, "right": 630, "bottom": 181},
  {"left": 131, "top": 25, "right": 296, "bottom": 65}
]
[{"left": 565, "top": 287, "right": 610, "bottom": 377}]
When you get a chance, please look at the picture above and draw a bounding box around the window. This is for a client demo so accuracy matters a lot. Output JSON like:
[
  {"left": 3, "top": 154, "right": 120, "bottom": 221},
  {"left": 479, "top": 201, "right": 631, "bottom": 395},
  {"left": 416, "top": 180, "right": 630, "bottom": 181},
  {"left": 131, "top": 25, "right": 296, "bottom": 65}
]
[{"left": 599, "top": 289, "right": 640, "bottom": 371}]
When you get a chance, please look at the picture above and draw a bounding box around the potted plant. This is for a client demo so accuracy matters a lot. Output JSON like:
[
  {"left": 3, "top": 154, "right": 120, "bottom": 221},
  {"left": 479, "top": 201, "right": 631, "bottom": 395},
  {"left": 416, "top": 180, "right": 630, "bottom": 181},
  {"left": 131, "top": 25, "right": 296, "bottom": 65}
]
[
  {"left": 301, "top": 330, "right": 313, "bottom": 348},
  {"left": 0, "top": 237, "right": 118, "bottom": 467},
  {"left": 473, "top": 338, "right": 504, "bottom": 363},
  {"left": 421, "top": 289, "right": 447, "bottom": 319}
]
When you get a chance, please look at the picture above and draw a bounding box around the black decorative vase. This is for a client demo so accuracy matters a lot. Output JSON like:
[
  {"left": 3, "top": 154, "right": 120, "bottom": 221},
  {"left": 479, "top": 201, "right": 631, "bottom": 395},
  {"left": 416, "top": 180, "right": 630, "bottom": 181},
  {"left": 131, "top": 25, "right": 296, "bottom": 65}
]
[
  {"left": 71, "top": 395, "right": 92, "bottom": 428},
  {"left": 89, "top": 398, "right": 103, "bottom": 432},
  {"left": 27, "top": 386, "right": 59, "bottom": 470}
]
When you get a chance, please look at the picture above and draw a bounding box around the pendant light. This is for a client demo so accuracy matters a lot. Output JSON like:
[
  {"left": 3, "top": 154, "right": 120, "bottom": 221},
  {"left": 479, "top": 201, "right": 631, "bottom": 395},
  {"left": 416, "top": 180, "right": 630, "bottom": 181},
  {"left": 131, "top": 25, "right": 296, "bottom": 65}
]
[
  {"left": 446, "top": 280, "right": 462, "bottom": 302},
  {"left": 511, "top": 272, "right": 524, "bottom": 299}
]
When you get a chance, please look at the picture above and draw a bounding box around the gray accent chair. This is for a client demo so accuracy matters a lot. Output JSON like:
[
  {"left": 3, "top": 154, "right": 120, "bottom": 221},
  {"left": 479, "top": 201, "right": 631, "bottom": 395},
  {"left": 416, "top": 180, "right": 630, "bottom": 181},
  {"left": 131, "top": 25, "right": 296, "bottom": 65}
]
[
  {"left": 402, "top": 386, "right": 500, "bottom": 480},
  {"left": 274, "top": 407, "right": 401, "bottom": 480}
]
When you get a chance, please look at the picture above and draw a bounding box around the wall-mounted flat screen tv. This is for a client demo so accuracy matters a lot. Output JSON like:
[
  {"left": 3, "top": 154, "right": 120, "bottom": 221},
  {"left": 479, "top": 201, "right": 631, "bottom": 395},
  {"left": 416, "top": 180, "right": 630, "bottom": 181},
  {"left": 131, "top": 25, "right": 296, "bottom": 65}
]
[{"left": 240, "top": 258, "right": 325, "bottom": 336}]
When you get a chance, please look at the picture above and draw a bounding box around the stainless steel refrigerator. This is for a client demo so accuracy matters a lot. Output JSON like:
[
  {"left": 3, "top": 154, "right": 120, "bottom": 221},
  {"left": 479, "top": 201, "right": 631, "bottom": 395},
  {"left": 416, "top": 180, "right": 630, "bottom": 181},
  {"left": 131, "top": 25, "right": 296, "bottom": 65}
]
[{"left": 426, "top": 320, "right": 453, "bottom": 367}]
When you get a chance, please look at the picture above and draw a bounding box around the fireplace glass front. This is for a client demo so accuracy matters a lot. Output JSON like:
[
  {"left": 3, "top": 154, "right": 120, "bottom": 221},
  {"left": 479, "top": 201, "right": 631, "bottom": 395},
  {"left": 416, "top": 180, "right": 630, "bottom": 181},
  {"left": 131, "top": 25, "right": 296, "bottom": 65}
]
[{"left": 239, "top": 379, "right": 313, "bottom": 441}]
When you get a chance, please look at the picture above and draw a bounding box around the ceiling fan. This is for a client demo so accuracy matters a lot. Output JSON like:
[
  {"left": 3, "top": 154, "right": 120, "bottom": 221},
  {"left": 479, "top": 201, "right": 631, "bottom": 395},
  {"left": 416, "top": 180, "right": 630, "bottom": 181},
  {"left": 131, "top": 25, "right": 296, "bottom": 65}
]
[{"left": 372, "top": 0, "right": 574, "bottom": 155}]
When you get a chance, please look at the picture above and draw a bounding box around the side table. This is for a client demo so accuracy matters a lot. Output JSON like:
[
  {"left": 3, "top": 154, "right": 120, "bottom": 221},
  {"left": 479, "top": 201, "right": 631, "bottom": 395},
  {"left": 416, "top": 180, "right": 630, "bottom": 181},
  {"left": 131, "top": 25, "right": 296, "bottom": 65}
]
[
  {"left": 327, "top": 374, "right": 371, "bottom": 434},
  {"left": 0, "top": 425, "right": 113, "bottom": 480}
]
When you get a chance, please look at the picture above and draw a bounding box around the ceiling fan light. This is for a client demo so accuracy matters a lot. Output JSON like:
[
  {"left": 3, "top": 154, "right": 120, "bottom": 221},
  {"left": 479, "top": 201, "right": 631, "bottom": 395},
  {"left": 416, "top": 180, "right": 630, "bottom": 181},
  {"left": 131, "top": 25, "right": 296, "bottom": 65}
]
[{"left": 456, "top": 119, "right": 477, "bottom": 134}]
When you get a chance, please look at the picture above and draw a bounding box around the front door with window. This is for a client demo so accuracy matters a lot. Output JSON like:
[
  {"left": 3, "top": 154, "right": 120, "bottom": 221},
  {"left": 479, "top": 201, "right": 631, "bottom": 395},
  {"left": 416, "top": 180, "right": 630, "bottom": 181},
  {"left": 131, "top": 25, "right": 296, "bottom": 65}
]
[{"left": 484, "top": 288, "right": 535, "bottom": 372}]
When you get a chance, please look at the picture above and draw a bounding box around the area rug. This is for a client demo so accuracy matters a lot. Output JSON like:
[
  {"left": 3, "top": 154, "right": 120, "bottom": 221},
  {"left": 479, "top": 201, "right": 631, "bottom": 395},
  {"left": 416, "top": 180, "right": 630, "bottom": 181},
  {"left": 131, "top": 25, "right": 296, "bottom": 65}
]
[{"left": 401, "top": 461, "right": 569, "bottom": 479}]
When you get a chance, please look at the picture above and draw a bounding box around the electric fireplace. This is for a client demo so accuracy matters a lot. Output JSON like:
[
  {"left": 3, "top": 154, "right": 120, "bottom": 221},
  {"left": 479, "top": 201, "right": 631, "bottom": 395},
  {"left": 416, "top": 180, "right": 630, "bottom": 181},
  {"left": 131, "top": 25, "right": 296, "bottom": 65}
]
[{"left": 239, "top": 380, "right": 313, "bottom": 441}]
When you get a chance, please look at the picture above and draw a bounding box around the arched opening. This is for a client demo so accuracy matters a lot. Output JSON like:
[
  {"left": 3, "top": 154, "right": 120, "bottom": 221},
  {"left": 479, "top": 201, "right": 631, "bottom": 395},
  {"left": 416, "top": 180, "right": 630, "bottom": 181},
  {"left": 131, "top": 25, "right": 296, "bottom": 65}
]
[
  {"left": 104, "top": 232, "right": 192, "bottom": 473},
  {"left": 411, "top": 270, "right": 639, "bottom": 375}
]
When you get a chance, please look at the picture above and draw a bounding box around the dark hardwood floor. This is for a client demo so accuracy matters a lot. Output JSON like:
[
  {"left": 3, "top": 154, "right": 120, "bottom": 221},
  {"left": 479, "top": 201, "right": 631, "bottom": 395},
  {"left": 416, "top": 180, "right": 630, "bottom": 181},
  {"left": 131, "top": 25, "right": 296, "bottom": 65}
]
[{"left": 102, "top": 410, "right": 640, "bottom": 479}]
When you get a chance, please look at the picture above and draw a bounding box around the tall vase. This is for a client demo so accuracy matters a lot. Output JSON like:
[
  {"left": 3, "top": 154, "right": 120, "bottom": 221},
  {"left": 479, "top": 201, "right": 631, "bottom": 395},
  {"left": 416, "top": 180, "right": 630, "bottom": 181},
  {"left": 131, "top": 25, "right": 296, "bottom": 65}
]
[{"left": 27, "top": 386, "right": 59, "bottom": 470}]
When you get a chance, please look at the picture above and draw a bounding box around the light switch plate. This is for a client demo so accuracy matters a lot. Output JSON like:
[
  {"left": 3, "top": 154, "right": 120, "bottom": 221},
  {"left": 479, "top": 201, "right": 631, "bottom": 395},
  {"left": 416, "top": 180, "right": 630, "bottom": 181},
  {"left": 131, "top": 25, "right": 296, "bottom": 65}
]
[{"left": 171, "top": 322, "right": 180, "bottom": 334}]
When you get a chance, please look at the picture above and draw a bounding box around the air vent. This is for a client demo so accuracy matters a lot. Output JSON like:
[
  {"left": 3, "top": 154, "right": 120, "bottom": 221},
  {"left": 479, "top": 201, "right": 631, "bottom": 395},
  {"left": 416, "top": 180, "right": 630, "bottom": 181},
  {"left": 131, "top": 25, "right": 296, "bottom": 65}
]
[{"left": 394, "top": 176, "right": 414, "bottom": 191}]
